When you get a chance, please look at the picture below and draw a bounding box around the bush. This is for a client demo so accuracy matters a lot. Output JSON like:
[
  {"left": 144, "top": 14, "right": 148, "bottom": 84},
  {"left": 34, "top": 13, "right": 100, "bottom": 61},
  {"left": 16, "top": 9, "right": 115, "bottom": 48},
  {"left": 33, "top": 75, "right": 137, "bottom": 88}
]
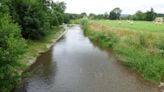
[
  {"left": 81, "top": 17, "right": 88, "bottom": 31},
  {"left": 157, "top": 39, "right": 164, "bottom": 55},
  {"left": 0, "top": 15, "right": 26, "bottom": 92},
  {"left": 9, "top": 0, "right": 50, "bottom": 40}
]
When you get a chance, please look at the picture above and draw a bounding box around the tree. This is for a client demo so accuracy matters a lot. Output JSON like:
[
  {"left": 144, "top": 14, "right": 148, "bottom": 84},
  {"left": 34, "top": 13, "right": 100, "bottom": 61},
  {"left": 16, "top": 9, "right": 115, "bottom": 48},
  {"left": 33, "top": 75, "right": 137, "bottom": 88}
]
[
  {"left": 50, "top": 1, "right": 68, "bottom": 25},
  {"left": 51, "top": 1, "right": 66, "bottom": 13},
  {"left": 9, "top": 0, "right": 51, "bottom": 40},
  {"left": 109, "top": 7, "right": 122, "bottom": 20},
  {"left": 89, "top": 13, "right": 96, "bottom": 19},
  {"left": 81, "top": 12, "right": 87, "bottom": 18},
  {"left": 133, "top": 11, "right": 146, "bottom": 20},
  {"left": 104, "top": 12, "right": 109, "bottom": 19},
  {"left": 145, "top": 8, "right": 156, "bottom": 21}
]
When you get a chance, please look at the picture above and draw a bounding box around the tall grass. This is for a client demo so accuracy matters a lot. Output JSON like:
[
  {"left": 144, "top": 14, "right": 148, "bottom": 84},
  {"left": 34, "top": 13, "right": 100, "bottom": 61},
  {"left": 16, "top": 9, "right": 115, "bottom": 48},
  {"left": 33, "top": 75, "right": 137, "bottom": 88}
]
[{"left": 82, "top": 19, "right": 164, "bottom": 83}]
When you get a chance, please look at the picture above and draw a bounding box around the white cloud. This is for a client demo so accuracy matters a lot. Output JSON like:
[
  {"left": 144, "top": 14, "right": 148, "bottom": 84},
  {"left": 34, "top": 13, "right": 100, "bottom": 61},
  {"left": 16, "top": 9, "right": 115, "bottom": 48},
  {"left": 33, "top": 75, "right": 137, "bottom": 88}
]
[{"left": 53, "top": 0, "right": 164, "bottom": 14}]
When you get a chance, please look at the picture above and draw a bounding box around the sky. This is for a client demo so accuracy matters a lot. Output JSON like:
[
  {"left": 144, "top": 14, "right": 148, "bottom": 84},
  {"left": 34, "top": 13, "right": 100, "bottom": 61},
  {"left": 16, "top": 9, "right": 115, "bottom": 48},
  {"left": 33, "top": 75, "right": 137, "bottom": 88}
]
[{"left": 53, "top": 0, "right": 164, "bottom": 14}]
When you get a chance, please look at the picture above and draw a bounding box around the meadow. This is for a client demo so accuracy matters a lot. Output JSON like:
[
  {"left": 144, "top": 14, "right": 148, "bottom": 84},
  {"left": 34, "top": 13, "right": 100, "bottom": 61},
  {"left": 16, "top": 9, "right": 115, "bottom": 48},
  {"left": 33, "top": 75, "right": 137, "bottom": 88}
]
[
  {"left": 93, "top": 20, "right": 164, "bottom": 32},
  {"left": 82, "top": 19, "right": 164, "bottom": 83}
]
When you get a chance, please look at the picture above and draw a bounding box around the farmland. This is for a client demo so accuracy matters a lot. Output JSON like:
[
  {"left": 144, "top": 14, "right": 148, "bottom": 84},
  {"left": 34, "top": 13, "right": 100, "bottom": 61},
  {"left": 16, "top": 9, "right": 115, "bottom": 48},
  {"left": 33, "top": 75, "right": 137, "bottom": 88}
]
[{"left": 93, "top": 20, "right": 164, "bottom": 32}]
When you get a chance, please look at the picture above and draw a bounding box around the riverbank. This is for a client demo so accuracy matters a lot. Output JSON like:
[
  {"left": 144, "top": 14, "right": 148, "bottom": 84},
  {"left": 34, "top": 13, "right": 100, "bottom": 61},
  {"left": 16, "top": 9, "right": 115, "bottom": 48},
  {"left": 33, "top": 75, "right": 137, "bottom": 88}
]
[
  {"left": 11, "top": 26, "right": 66, "bottom": 91},
  {"left": 19, "top": 26, "right": 66, "bottom": 72},
  {"left": 81, "top": 19, "right": 164, "bottom": 84}
]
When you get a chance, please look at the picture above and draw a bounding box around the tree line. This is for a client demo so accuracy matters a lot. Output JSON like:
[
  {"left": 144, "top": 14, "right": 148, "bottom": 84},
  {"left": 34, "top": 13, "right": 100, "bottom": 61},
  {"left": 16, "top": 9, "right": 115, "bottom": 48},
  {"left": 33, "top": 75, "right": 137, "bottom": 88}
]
[
  {"left": 88, "top": 7, "right": 158, "bottom": 21},
  {"left": 128, "top": 8, "right": 156, "bottom": 21},
  {"left": 0, "top": 0, "right": 71, "bottom": 92}
]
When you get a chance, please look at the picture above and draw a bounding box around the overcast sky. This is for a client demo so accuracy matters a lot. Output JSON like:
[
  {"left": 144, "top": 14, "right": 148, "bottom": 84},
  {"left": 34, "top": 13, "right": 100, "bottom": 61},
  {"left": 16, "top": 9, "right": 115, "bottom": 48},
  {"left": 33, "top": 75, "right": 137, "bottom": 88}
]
[{"left": 54, "top": 0, "right": 164, "bottom": 14}]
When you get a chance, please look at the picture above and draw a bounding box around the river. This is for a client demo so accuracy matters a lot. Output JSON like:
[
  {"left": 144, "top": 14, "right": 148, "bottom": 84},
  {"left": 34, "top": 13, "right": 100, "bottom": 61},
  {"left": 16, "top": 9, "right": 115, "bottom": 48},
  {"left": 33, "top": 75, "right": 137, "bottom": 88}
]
[{"left": 14, "top": 25, "right": 158, "bottom": 92}]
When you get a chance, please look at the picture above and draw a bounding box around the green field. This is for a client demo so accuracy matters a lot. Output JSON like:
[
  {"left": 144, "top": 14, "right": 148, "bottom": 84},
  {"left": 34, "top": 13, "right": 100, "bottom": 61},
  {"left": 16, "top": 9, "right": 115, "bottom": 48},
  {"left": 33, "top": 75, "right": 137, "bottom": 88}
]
[{"left": 93, "top": 20, "right": 164, "bottom": 32}]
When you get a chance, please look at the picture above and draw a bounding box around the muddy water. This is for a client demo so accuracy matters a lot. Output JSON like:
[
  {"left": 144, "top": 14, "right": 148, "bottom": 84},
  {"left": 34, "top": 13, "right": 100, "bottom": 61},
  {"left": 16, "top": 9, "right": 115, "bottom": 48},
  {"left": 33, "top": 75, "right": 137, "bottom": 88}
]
[{"left": 14, "top": 25, "right": 158, "bottom": 92}]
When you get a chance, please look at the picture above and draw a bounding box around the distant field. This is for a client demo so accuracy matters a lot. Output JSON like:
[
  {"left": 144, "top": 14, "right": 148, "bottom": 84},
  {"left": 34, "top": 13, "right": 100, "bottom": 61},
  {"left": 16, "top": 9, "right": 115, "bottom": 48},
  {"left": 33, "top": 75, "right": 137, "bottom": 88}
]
[{"left": 93, "top": 20, "right": 164, "bottom": 32}]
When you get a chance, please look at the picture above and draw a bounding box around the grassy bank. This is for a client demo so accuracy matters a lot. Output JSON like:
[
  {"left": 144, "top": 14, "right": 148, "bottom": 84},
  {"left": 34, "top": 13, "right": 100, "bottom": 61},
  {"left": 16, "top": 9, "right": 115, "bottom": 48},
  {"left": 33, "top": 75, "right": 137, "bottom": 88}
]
[
  {"left": 18, "top": 27, "right": 65, "bottom": 71},
  {"left": 10, "top": 26, "right": 65, "bottom": 92},
  {"left": 82, "top": 19, "right": 164, "bottom": 83}
]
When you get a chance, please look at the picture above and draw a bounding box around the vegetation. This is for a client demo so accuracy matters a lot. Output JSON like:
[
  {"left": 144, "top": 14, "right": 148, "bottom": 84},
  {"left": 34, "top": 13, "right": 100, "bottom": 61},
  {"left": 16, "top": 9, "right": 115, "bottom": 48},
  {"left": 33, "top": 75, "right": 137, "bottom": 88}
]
[
  {"left": 0, "top": 0, "right": 164, "bottom": 91},
  {"left": 128, "top": 8, "right": 156, "bottom": 21},
  {"left": 82, "top": 19, "right": 164, "bottom": 83},
  {"left": 0, "top": 0, "right": 69, "bottom": 92},
  {"left": 88, "top": 7, "right": 159, "bottom": 21},
  {"left": 0, "top": 14, "right": 26, "bottom": 92},
  {"left": 94, "top": 20, "right": 164, "bottom": 32},
  {"left": 9, "top": 0, "right": 68, "bottom": 40},
  {"left": 109, "top": 7, "right": 122, "bottom": 20}
]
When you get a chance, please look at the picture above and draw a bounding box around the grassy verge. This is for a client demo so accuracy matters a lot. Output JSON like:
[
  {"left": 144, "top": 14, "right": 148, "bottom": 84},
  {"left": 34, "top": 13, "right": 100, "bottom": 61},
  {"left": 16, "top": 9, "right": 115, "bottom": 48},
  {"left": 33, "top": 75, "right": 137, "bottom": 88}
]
[
  {"left": 18, "top": 26, "right": 65, "bottom": 72},
  {"left": 82, "top": 19, "right": 164, "bottom": 83}
]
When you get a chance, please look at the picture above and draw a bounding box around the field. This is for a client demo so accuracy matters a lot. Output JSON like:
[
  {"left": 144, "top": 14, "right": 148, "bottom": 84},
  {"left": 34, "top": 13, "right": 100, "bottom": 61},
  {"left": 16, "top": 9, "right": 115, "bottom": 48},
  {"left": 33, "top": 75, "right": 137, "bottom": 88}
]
[
  {"left": 82, "top": 19, "right": 164, "bottom": 83},
  {"left": 93, "top": 20, "right": 164, "bottom": 32}
]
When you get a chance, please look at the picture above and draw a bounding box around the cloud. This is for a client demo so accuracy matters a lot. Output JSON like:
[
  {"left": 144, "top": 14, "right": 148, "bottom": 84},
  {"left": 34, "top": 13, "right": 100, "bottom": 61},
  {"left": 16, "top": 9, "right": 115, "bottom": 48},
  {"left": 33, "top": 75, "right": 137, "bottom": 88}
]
[{"left": 53, "top": 0, "right": 164, "bottom": 14}]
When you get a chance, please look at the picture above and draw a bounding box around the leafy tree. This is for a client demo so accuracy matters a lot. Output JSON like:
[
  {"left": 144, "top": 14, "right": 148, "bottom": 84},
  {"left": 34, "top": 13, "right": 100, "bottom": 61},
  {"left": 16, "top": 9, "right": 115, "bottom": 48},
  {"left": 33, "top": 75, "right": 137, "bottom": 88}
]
[
  {"left": 9, "top": 0, "right": 51, "bottom": 40},
  {"left": 80, "top": 12, "right": 87, "bottom": 18},
  {"left": 109, "top": 7, "right": 122, "bottom": 20},
  {"left": 104, "top": 12, "right": 109, "bottom": 19},
  {"left": 51, "top": 1, "right": 66, "bottom": 13},
  {"left": 133, "top": 11, "right": 146, "bottom": 20},
  {"left": 97, "top": 14, "right": 105, "bottom": 19},
  {"left": 50, "top": 1, "right": 67, "bottom": 25},
  {"left": 129, "top": 8, "right": 156, "bottom": 21},
  {"left": 89, "top": 13, "right": 96, "bottom": 19},
  {"left": 145, "top": 8, "right": 156, "bottom": 21}
]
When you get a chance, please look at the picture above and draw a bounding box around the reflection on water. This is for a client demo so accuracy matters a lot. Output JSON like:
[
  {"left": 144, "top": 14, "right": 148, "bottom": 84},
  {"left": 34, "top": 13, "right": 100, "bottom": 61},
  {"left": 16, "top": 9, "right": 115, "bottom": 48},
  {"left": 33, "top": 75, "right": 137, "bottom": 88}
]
[{"left": 14, "top": 25, "right": 158, "bottom": 92}]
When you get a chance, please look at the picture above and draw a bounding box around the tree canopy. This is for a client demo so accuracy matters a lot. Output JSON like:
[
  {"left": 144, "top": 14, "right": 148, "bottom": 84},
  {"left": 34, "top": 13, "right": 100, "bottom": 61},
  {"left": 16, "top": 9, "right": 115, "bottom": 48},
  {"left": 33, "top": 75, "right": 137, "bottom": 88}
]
[{"left": 109, "top": 7, "right": 122, "bottom": 20}]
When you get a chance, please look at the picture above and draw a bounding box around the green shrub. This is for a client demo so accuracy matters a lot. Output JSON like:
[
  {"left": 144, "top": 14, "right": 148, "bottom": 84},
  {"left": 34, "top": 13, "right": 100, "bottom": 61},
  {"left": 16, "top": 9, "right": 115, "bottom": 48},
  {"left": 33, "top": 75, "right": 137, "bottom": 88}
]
[
  {"left": 114, "top": 44, "right": 164, "bottom": 82},
  {"left": 81, "top": 17, "right": 88, "bottom": 31},
  {"left": 85, "top": 30, "right": 117, "bottom": 48},
  {"left": 0, "top": 15, "right": 26, "bottom": 92},
  {"left": 157, "top": 39, "right": 164, "bottom": 55}
]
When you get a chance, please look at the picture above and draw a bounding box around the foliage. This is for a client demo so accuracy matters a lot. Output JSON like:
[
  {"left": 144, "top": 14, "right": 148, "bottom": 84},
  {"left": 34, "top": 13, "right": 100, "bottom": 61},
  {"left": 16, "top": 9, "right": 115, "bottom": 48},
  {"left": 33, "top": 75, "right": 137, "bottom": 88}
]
[
  {"left": 0, "top": 14, "right": 26, "bottom": 92},
  {"left": 9, "top": 0, "right": 50, "bottom": 40},
  {"left": 80, "top": 12, "right": 87, "bottom": 18},
  {"left": 109, "top": 7, "right": 122, "bottom": 20},
  {"left": 145, "top": 8, "right": 156, "bottom": 21},
  {"left": 81, "top": 17, "right": 89, "bottom": 31},
  {"left": 8, "top": 0, "right": 69, "bottom": 40},
  {"left": 133, "top": 11, "right": 146, "bottom": 20},
  {"left": 128, "top": 8, "right": 156, "bottom": 21}
]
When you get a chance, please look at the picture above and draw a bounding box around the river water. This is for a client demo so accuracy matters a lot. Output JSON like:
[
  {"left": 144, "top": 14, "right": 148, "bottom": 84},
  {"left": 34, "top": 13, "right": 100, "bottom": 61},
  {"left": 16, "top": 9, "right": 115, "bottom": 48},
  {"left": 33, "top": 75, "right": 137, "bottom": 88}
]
[{"left": 14, "top": 25, "right": 158, "bottom": 92}]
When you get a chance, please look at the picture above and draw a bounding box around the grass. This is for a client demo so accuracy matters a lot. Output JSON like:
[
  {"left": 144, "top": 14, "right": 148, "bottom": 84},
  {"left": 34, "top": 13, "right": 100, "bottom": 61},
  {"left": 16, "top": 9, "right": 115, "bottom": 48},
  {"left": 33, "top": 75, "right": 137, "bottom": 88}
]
[
  {"left": 18, "top": 26, "right": 65, "bottom": 71},
  {"left": 93, "top": 20, "right": 164, "bottom": 32},
  {"left": 82, "top": 19, "right": 164, "bottom": 83}
]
